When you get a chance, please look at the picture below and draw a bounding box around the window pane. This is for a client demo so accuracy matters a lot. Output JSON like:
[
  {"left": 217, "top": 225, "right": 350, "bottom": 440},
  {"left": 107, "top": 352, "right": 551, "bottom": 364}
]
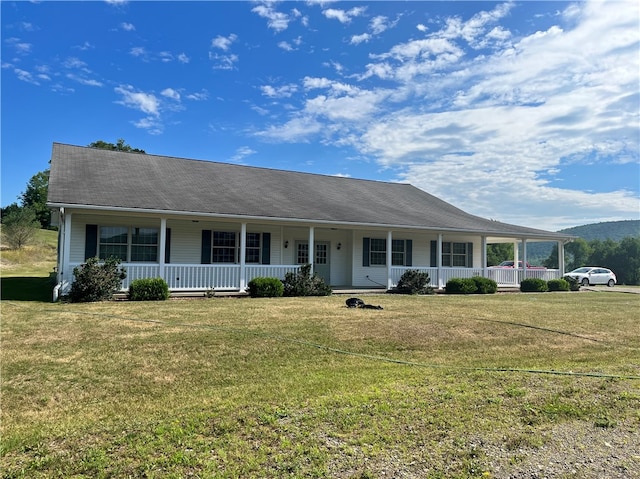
[
  {"left": 452, "top": 255, "right": 467, "bottom": 267},
  {"left": 392, "top": 239, "right": 405, "bottom": 266},
  {"left": 213, "top": 231, "right": 236, "bottom": 263},
  {"left": 453, "top": 243, "right": 466, "bottom": 254},
  {"left": 213, "top": 231, "right": 236, "bottom": 247},
  {"left": 131, "top": 245, "right": 158, "bottom": 262},
  {"left": 99, "top": 244, "right": 127, "bottom": 261},
  {"left": 132, "top": 228, "right": 158, "bottom": 245},
  {"left": 370, "top": 238, "right": 386, "bottom": 265},
  {"left": 246, "top": 233, "right": 260, "bottom": 248},
  {"left": 245, "top": 233, "right": 260, "bottom": 263},
  {"left": 297, "top": 243, "right": 309, "bottom": 264},
  {"left": 99, "top": 226, "right": 128, "bottom": 261},
  {"left": 100, "top": 226, "right": 127, "bottom": 244}
]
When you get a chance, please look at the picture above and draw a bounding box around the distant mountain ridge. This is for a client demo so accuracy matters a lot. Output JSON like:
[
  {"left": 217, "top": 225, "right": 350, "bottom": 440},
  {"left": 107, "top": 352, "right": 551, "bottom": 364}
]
[
  {"left": 521, "top": 220, "right": 639, "bottom": 264},
  {"left": 559, "top": 220, "right": 640, "bottom": 241}
]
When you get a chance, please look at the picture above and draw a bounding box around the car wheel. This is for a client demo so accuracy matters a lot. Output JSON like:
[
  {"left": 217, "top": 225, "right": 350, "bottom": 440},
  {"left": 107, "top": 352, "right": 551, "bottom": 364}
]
[
  {"left": 607, "top": 279, "right": 615, "bottom": 287},
  {"left": 581, "top": 278, "right": 590, "bottom": 286}
]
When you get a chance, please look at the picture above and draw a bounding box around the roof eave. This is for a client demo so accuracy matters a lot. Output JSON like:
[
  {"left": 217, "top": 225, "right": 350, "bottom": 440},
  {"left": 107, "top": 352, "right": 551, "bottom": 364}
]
[{"left": 48, "top": 202, "right": 574, "bottom": 241}]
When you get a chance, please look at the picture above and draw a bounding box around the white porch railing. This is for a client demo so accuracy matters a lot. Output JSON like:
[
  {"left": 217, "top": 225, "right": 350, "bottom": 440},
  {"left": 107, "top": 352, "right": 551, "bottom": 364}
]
[
  {"left": 68, "top": 263, "right": 302, "bottom": 292},
  {"left": 67, "top": 262, "right": 560, "bottom": 293},
  {"left": 390, "top": 266, "right": 561, "bottom": 288}
]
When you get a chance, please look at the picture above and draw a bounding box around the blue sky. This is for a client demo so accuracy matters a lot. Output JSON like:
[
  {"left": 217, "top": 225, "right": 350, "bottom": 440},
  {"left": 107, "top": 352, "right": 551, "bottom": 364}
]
[{"left": 2, "top": 0, "right": 638, "bottom": 231}]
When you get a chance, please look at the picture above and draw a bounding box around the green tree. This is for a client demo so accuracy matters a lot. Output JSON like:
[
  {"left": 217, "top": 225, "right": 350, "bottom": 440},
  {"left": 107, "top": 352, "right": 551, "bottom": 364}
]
[
  {"left": 0, "top": 202, "right": 21, "bottom": 220},
  {"left": 564, "top": 238, "right": 592, "bottom": 271},
  {"left": 88, "top": 138, "right": 146, "bottom": 153},
  {"left": 20, "top": 169, "right": 51, "bottom": 228},
  {"left": 1, "top": 207, "right": 40, "bottom": 249},
  {"left": 487, "top": 243, "right": 513, "bottom": 266},
  {"left": 615, "top": 237, "right": 640, "bottom": 285}
]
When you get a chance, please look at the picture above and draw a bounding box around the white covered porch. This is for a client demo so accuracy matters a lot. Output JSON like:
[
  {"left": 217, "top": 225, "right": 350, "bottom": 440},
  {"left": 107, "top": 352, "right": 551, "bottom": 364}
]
[{"left": 55, "top": 208, "right": 568, "bottom": 296}]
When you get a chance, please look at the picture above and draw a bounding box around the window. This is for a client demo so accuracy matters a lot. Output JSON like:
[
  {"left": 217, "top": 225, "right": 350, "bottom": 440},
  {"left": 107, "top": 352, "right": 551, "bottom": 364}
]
[
  {"left": 205, "top": 231, "right": 269, "bottom": 264},
  {"left": 297, "top": 243, "right": 309, "bottom": 264},
  {"left": 131, "top": 228, "right": 159, "bottom": 262},
  {"left": 245, "top": 233, "right": 261, "bottom": 263},
  {"left": 392, "top": 239, "right": 407, "bottom": 266},
  {"left": 363, "top": 237, "right": 412, "bottom": 267},
  {"left": 212, "top": 231, "right": 236, "bottom": 263},
  {"left": 441, "top": 242, "right": 472, "bottom": 267},
  {"left": 370, "top": 238, "right": 386, "bottom": 265},
  {"left": 99, "top": 226, "right": 158, "bottom": 262}
]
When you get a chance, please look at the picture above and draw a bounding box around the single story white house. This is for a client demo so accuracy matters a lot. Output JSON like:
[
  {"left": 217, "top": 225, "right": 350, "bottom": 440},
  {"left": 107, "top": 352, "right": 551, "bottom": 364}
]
[{"left": 47, "top": 143, "right": 572, "bottom": 296}]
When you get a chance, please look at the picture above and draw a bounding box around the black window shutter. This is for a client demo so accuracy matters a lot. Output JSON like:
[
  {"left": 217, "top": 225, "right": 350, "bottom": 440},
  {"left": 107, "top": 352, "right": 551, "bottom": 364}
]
[
  {"left": 430, "top": 240, "right": 437, "bottom": 266},
  {"left": 201, "top": 230, "right": 212, "bottom": 264},
  {"left": 362, "top": 237, "right": 370, "bottom": 267},
  {"left": 261, "top": 233, "right": 271, "bottom": 264},
  {"left": 164, "top": 228, "right": 171, "bottom": 264},
  {"left": 406, "top": 239, "right": 412, "bottom": 266},
  {"left": 85, "top": 224, "right": 98, "bottom": 259},
  {"left": 467, "top": 242, "right": 473, "bottom": 268}
]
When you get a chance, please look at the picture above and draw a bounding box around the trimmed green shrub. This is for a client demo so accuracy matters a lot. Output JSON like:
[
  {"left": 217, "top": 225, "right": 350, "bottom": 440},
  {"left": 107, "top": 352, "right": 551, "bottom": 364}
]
[
  {"left": 472, "top": 276, "right": 498, "bottom": 294},
  {"left": 129, "top": 278, "right": 170, "bottom": 301},
  {"left": 564, "top": 275, "right": 581, "bottom": 291},
  {"left": 283, "top": 264, "right": 332, "bottom": 297},
  {"left": 69, "top": 256, "right": 127, "bottom": 302},
  {"left": 445, "top": 277, "right": 478, "bottom": 294},
  {"left": 395, "top": 269, "right": 434, "bottom": 295},
  {"left": 520, "top": 277, "right": 548, "bottom": 292},
  {"left": 247, "top": 277, "right": 284, "bottom": 298},
  {"left": 547, "top": 278, "right": 570, "bottom": 292}
]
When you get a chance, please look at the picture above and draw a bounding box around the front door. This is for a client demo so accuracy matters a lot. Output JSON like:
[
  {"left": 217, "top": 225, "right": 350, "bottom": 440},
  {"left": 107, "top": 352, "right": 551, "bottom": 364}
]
[
  {"left": 314, "top": 242, "right": 330, "bottom": 284},
  {"left": 296, "top": 241, "right": 331, "bottom": 284}
]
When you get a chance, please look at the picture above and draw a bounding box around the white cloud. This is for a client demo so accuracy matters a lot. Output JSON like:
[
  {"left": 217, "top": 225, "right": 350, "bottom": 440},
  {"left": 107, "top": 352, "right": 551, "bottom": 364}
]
[
  {"left": 5, "top": 37, "right": 32, "bottom": 54},
  {"left": 121, "top": 22, "right": 135, "bottom": 31},
  {"left": 14, "top": 68, "right": 39, "bottom": 85},
  {"left": 186, "top": 90, "right": 209, "bottom": 101},
  {"left": 278, "top": 41, "right": 294, "bottom": 51},
  {"left": 161, "top": 88, "right": 180, "bottom": 101},
  {"left": 209, "top": 52, "right": 238, "bottom": 70},
  {"left": 252, "top": 3, "right": 291, "bottom": 32},
  {"left": 350, "top": 33, "right": 370, "bottom": 45},
  {"left": 114, "top": 85, "right": 160, "bottom": 116},
  {"left": 130, "top": 47, "right": 146, "bottom": 57},
  {"left": 177, "top": 53, "right": 190, "bottom": 63},
  {"left": 230, "top": 146, "right": 257, "bottom": 162},
  {"left": 323, "top": 6, "right": 366, "bottom": 24},
  {"left": 260, "top": 83, "right": 298, "bottom": 98},
  {"left": 211, "top": 34, "right": 237, "bottom": 51}
]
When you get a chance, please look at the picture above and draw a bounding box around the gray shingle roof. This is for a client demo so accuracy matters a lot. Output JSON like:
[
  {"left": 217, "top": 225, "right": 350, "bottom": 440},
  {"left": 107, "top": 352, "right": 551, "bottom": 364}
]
[{"left": 47, "top": 143, "right": 568, "bottom": 239}]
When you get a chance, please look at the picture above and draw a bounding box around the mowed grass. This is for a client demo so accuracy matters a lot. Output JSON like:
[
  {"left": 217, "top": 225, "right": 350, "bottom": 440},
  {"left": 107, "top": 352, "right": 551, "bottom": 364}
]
[
  {"left": 2, "top": 290, "right": 640, "bottom": 478},
  {"left": 1, "top": 228, "right": 58, "bottom": 302},
  {"left": 2, "top": 234, "right": 639, "bottom": 477}
]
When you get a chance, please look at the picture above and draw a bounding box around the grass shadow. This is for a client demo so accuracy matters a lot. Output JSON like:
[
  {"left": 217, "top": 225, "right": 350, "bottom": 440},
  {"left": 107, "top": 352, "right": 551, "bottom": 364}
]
[{"left": 1, "top": 276, "right": 54, "bottom": 302}]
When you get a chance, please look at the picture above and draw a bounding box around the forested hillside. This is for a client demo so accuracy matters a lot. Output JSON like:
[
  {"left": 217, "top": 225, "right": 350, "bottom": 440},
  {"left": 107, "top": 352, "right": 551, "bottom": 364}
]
[
  {"left": 521, "top": 220, "right": 639, "bottom": 266},
  {"left": 559, "top": 220, "right": 639, "bottom": 241}
]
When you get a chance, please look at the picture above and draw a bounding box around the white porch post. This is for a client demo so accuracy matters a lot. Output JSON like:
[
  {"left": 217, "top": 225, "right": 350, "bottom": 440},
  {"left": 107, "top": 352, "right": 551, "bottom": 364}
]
[
  {"left": 513, "top": 241, "right": 519, "bottom": 265},
  {"left": 386, "top": 230, "right": 393, "bottom": 290},
  {"left": 159, "top": 218, "right": 167, "bottom": 280},
  {"left": 240, "top": 223, "right": 247, "bottom": 290},
  {"left": 437, "top": 233, "right": 443, "bottom": 289},
  {"left": 61, "top": 211, "right": 72, "bottom": 292},
  {"left": 558, "top": 240, "right": 566, "bottom": 275},
  {"left": 481, "top": 236, "right": 488, "bottom": 278},
  {"left": 308, "top": 226, "right": 315, "bottom": 274},
  {"left": 522, "top": 238, "right": 528, "bottom": 278}
]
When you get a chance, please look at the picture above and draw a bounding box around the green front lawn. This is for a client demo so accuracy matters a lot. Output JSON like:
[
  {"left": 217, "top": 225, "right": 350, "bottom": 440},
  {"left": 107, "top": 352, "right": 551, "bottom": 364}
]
[{"left": 2, "top": 292, "right": 639, "bottom": 478}]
